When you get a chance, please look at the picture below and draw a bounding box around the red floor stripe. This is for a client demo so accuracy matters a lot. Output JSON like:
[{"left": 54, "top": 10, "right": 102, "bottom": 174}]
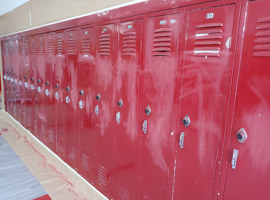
[{"left": 32, "top": 194, "right": 51, "bottom": 200}]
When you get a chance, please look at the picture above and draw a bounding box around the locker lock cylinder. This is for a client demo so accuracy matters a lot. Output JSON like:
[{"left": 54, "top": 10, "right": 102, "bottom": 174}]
[
  {"left": 24, "top": 75, "right": 28, "bottom": 80},
  {"left": 79, "top": 89, "right": 84, "bottom": 96},
  {"left": 55, "top": 83, "right": 59, "bottom": 88},
  {"left": 145, "top": 105, "right": 151, "bottom": 116},
  {"left": 183, "top": 115, "right": 191, "bottom": 127},
  {"left": 236, "top": 128, "right": 248, "bottom": 143},
  {"left": 96, "top": 93, "right": 101, "bottom": 101},
  {"left": 117, "top": 98, "right": 123, "bottom": 108},
  {"left": 65, "top": 86, "right": 70, "bottom": 92},
  {"left": 46, "top": 81, "right": 49, "bottom": 85},
  {"left": 37, "top": 79, "right": 41, "bottom": 83},
  {"left": 31, "top": 77, "right": 34, "bottom": 81}
]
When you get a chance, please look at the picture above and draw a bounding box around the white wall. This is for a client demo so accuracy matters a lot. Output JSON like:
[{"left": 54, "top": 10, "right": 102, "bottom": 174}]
[{"left": 0, "top": 0, "right": 29, "bottom": 16}]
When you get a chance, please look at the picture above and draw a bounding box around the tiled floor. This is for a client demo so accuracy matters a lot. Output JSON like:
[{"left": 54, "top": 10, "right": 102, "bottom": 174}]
[{"left": 0, "top": 134, "right": 48, "bottom": 200}]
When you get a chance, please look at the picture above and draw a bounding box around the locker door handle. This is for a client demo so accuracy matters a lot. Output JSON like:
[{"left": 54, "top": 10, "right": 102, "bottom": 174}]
[
  {"left": 79, "top": 89, "right": 84, "bottom": 96},
  {"left": 179, "top": 132, "right": 185, "bottom": 149},
  {"left": 55, "top": 83, "right": 59, "bottom": 88},
  {"left": 66, "top": 86, "right": 70, "bottom": 92},
  {"left": 145, "top": 105, "right": 151, "bottom": 116},
  {"left": 231, "top": 149, "right": 239, "bottom": 169},
  {"left": 117, "top": 99, "right": 123, "bottom": 108},
  {"left": 96, "top": 93, "right": 101, "bottom": 101}
]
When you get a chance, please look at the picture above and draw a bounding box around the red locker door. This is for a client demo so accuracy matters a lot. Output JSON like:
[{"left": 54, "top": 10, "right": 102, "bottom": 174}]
[
  {"left": 2, "top": 41, "right": 8, "bottom": 112},
  {"left": 10, "top": 40, "right": 16, "bottom": 118},
  {"left": 22, "top": 37, "right": 31, "bottom": 129},
  {"left": 34, "top": 35, "right": 46, "bottom": 139},
  {"left": 223, "top": 1, "right": 270, "bottom": 199},
  {"left": 13, "top": 39, "right": 20, "bottom": 121},
  {"left": 17, "top": 38, "right": 24, "bottom": 123},
  {"left": 44, "top": 33, "right": 56, "bottom": 152},
  {"left": 54, "top": 31, "right": 68, "bottom": 160},
  {"left": 9, "top": 40, "right": 15, "bottom": 117},
  {"left": 29, "top": 37, "right": 37, "bottom": 134},
  {"left": 92, "top": 24, "right": 116, "bottom": 197},
  {"left": 112, "top": 19, "right": 142, "bottom": 200},
  {"left": 173, "top": 5, "right": 235, "bottom": 200},
  {"left": 79, "top": 27, "right": 96, "bottom": 184},
  {"left": 64, "top": 29, "right": 79, "bottom": 170},
  {"left": 138, "top": 13, "right": 183, "bottom": 200}
]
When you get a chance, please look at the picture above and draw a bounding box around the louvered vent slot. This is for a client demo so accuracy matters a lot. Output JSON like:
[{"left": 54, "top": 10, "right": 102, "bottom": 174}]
[
  {"left": 31, "top": 40, "right": 36, "bottom": 55},
  {"left": 67, "top": 36, "right": 76, "bottom": 55},
  {"left": 254, "top": 17, "right": 270, "bottom": 57},
  {"left": 24, "top": 40, "right": 29, "bottom": 54},
  {"left": 99, "top": 34, "right": 111, "bottom": 56},
  {"left": 194, "top": 23, "right": 223, "bottom": 57},
  {"left": 122, "top": 31, "right": 136, "bottom": 56},
  {"left": 19, "top": 41, "right": 23, "bottom": 55},
  {"left": 152, "top": 28, "right": 172, "bottom": 56},
  {"left": 38, "top": 39, "right": 45, "bottom": 55},
  {"left": 81, "top": 37, "right": 91, "bottom": 55},
  {"left": 47, "top": 38, "right": 53, "bottom": 55},
  {"left": 56, "top": 37, "right": 64, "bottom": 55}
]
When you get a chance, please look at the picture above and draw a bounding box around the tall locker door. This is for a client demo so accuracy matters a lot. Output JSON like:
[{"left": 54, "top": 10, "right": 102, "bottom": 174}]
[
  {"left": 2, "top": 41, "right": 8, "bottom": 112},
  {"left": 64, "top": 29, "right": 79, "bottom": 170},
  {"left": 173, "top": 5, "right": 235, "bottom": 200},
  {"left": 29, "top": 37, "right": 37, "bottom": 134},
  {"left": 223, "top": 1, "right": 270, "bottom": 199},
  {"left": 22, "top": 38, "right": 30, "bottom": 128},
  {"left": 13, "top": 39, "right": 20, "bottom": 121},
  {"left": 54, "top": 32, "right": 68, "bottom": 160},
  {"left": 10, "top": 40, "right": 16, "bottom": 118},
  {"left": 44, "top": 33, "right": 56, "bottom": 152},
  {"left": 9, "top": 40, "right": 15, "bottom": 117},
  {"left": 79, "top": 27, "right": 96, "bottom": 184},
  {"left": 113, "top": 19, "right": 142, "bottom": 200},
  {"left": 17, "top": 39, "right": 24, "bottom": 123},
  {"left": 34, "top": 35, "right": 46, "bottom": 139},
  {"left": 138, "top": 13, "right": 183, "bottom": 200},
  {"left": 92, "top": 24, "right": 116, "bottom": 198}
]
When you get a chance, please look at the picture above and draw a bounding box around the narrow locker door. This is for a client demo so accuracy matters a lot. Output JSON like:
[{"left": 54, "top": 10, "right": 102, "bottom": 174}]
[
  {"left": 138, "top": 13, "right": 183, "bottom": 200},
  {"left": 35, "top": 35, "right": 46, "bottom": 140},
  {"left": 64, "top": 29, "right": 79, "bottom": 171},
  {"left": 54, "top": 31, "right": 67, "bottom": 160},
  {"left": 79, "top": 27, "right": 96, "bottom": 184},
  {"left": 223, "top": 1, "right": 270, "bottom": 199},
  {"left": 173, "top": 5, "right": 235, "bottom": 199},
  {"left": 2, "top": 41, "right": 8, "bottom": 112},
  {"left": 10, "top": 40, "right": 17, "bottom": 119},
  {"left": 14, "top": 39, "right": 21, "bottom": 121},
  {"left": 17, "top": 38, "right": 24, "bottom": 123},
  {"left": 22, "top": 38, "right": 31, "bottom": 129},
  {"left": 92, "top": 24, "right": 116, "bottom": 198},
  {"left": 28, "top": 37, "right": 37, "bottom": 134},
  {"left": 9, "top": 40, "right": 15, "bottom": 117},
  {"left": 44, "top": 33, "right": 56, "bottom": 152},
  {"left": 113, "top": 19, "right": 142, "bottom": 200}
]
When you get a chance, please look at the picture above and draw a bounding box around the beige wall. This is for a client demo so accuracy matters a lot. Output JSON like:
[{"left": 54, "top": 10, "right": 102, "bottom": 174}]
[{"left": 0, "top": 0, "right": 136, "bottom": 36}]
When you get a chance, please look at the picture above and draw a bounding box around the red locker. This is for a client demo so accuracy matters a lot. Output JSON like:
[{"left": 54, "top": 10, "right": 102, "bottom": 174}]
[
  {"left": 112, "top": 19, "right": 142, "bottom": 200},
  {"left": 2, "top": 41, "right": 8, "bottom": 112},
  {"left": 173, "top": 4, "right": 236, "bottom": 200},
  {"left": 22, "top": 37, "right": 31, "bottom": 129},
  {"left": 91, "top": 24, "right": 116, "bottom": 197},
  {"left": 137, "top": 12, "right": 183, "bottom": 200},
  {"left": 13, "top": 39, "right": 21, "bottom": 121},
  {"left": 44, "top": 33, "right": 56, "bottom": 152},
  {"left": 78, "top": 27, "right": 96, "bottom": 183},
  {"left": 54, "top": 31, "right": 68, "bottom": 160},
  {"left": 9, "top": 40, "right": 15, "bottom": 117},
  {"left": 64, "top": 29, "right": 79, "bottom": 170},
  {"left": 223, "top": 1, "right": 270, "bottom": 199}
]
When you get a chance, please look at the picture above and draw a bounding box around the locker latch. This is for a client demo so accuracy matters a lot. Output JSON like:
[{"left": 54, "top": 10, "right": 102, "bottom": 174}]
[
  {"left": 66, "top": 86, "right": 70, "bottom": 92},
  {"left": 55, "top": 83, "right": 59, "bottom": 88},
  {"left": 117, "top": 99, "right": 123, "bottom": 108},
  {"left": 46, "top": 81, "right": 49, "bottom": 85},
  {"left": 231, "top": 149, "right": 239, "bottom": 169},
  {"left": 45, "top": 89, "right": 49, "bottom": 96},
  {"left": 143, "top": 120, "right": 147, "bottom": 134},
  {"left": 31, "top": 77, "right": 34, "bottom": 81},
  {"left": 95, "top": 105, "right": 99, "bottom": 116},
  {"left": 116, "top": 112, "right": 121, "bottom": 124},
  {"left": 37, "top": 79, "right": 41, "bottom": 83},
  {"left": 179, "top": 132, "right": 185, "bottom": 149},
  {"left": 79, "top": 89, "right": 84, "bottom": 96},
  {"left": 37, "top": 86, "right": 41, "bottom": 93}
]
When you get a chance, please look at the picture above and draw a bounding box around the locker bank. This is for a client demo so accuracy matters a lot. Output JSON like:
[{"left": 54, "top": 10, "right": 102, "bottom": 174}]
[{"left": 1, "top": 0, "right": 270, "bottom": 199}]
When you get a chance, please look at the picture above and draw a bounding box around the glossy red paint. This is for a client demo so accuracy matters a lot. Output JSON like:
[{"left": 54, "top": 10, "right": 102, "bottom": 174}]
[
  {"left": 1, "top": 0, "right": 270, "bottom": 200},
  {"left": 78, "top": 27, "right": 96, "bottom": 184},
  {"left": 223, "top": 1, "right": 270, "bottom": 199}
]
